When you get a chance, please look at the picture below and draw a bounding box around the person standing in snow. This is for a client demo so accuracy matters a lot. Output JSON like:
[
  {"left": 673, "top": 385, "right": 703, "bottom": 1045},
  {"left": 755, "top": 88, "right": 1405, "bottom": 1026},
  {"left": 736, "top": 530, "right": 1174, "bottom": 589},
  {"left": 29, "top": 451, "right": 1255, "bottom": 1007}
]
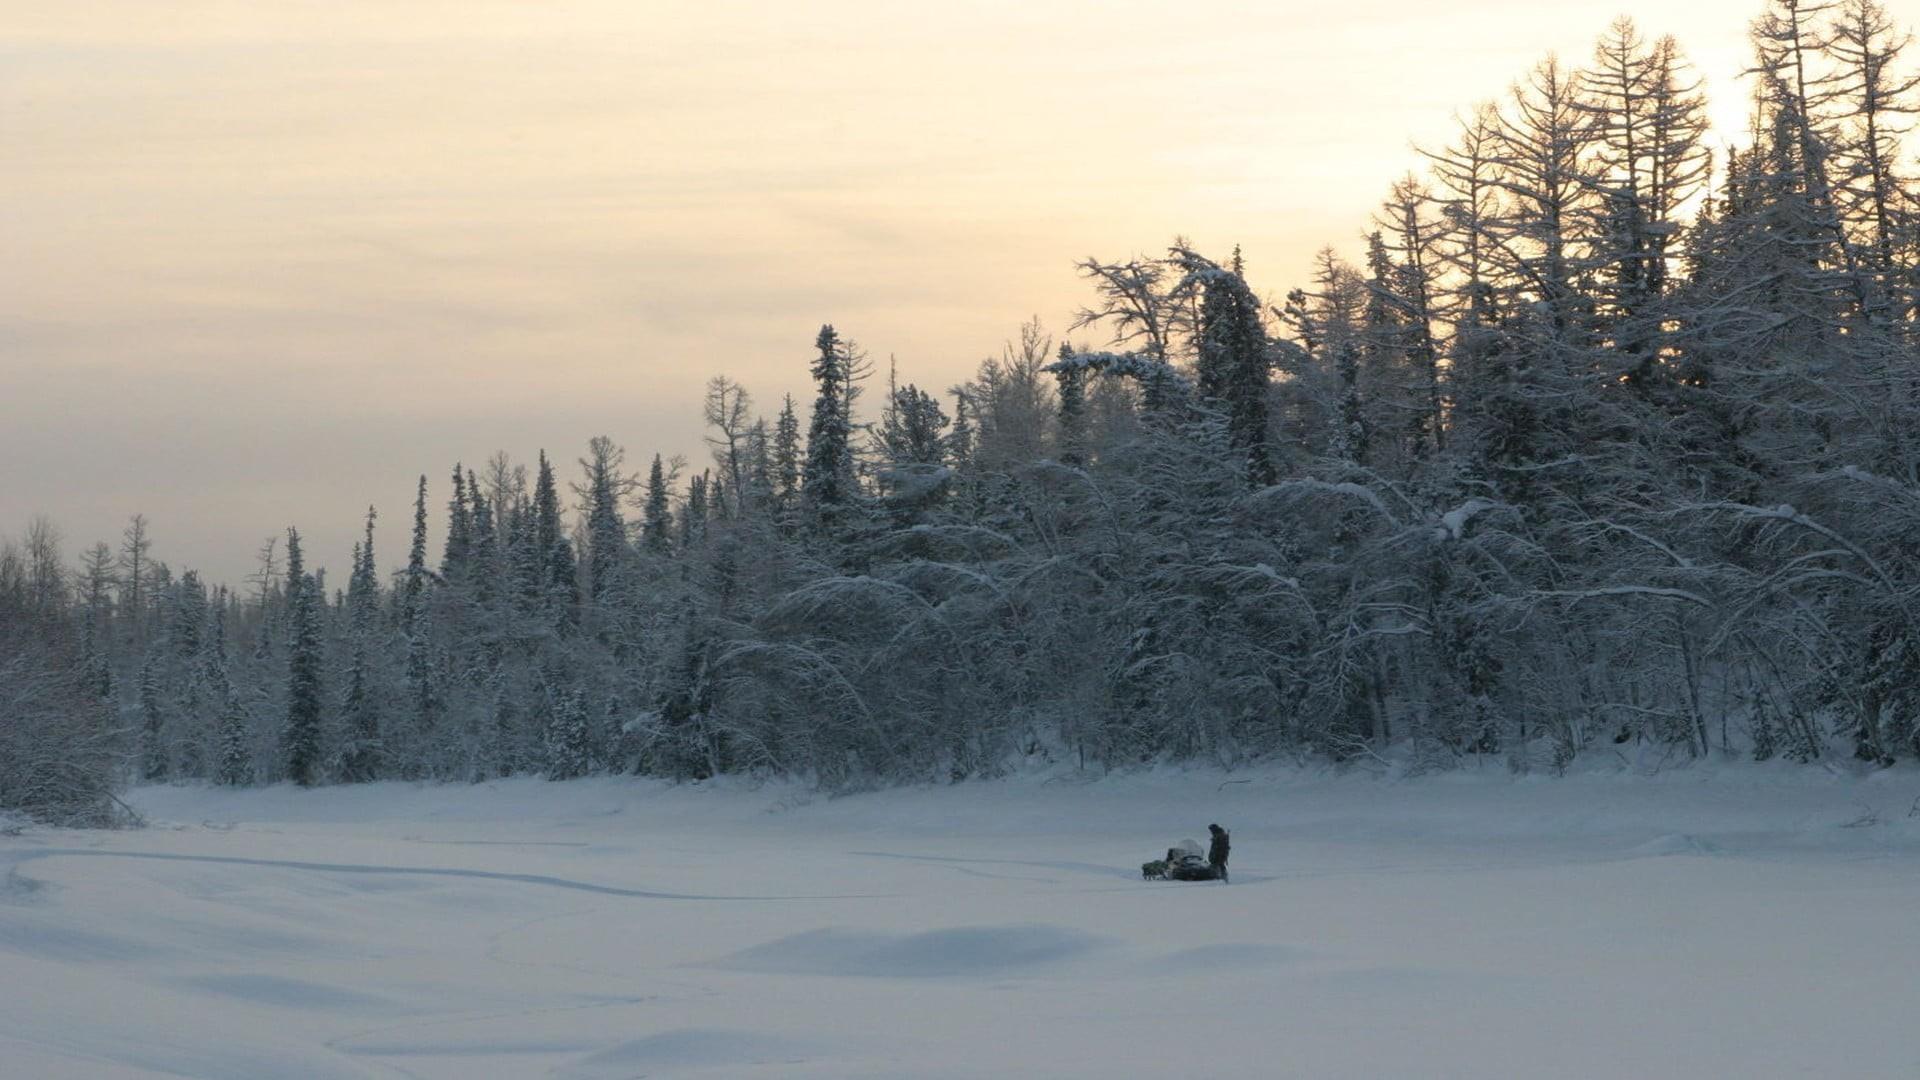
[{"left": 1207, "top": 823, "right": 1230, "bottom": 883}]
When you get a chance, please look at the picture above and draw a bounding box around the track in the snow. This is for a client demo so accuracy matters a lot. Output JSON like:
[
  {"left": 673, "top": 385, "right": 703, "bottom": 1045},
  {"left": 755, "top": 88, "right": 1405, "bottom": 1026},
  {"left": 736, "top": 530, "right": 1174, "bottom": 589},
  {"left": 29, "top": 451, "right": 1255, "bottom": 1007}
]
[{"left": 3, "top": 848, "right": 884, "bottom": 902}]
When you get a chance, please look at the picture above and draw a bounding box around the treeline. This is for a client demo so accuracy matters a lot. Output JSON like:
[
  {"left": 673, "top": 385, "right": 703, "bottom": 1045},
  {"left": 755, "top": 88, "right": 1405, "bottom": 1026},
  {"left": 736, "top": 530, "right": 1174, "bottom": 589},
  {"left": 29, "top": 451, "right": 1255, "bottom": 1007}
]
[{"left": 9, "top": 1, "right": 1920, "bottom": 815}]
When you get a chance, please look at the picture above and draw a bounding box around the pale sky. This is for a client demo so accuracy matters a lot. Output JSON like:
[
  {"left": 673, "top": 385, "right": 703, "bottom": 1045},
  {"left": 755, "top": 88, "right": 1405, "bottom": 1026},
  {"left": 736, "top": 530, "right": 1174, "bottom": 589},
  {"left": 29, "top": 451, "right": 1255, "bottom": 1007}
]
[{"left": 2, "top": 1, "right": 1798, "bottom": 585}]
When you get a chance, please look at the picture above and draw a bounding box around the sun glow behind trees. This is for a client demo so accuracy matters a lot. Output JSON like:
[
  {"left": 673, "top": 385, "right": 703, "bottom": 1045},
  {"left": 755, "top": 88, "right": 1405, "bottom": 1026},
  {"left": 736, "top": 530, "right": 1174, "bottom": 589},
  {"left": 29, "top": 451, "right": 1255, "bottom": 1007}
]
[{"left": 0, "top": 0, "right": 1812, "bottom": 585}]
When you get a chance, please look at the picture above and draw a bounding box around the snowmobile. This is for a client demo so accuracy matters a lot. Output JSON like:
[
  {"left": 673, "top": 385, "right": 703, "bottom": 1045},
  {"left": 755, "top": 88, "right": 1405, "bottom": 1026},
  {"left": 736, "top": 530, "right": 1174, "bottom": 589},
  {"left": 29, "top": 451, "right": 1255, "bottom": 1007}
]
[{"left": 1145, "top": 839, "right": 1221, "bottom": 882}]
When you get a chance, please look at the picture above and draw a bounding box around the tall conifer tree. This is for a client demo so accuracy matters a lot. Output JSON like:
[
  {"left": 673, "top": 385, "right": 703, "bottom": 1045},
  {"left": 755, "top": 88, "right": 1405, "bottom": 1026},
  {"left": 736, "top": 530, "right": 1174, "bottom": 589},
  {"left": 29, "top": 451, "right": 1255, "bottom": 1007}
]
[{"left": 282, "top": 527, "right": 323, "bottom": 786}]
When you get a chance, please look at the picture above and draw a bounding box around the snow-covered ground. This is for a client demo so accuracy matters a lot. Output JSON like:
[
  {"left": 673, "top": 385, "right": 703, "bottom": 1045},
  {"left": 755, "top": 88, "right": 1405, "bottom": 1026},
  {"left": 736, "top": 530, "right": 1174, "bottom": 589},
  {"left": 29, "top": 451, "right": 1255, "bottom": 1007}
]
[{"left": 4, "top": 762, "right": 1919, "bottom": 1078}]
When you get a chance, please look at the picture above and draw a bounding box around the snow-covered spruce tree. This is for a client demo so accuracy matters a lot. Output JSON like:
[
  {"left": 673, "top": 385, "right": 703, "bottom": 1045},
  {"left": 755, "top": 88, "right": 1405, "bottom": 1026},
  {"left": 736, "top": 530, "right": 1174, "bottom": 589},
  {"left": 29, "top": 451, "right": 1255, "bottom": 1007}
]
[
  {"left": 504, "top": 495, "right": 543, "bottom": 622},
  {"left": 207, "top": 605, "right": 252, "bottom": 787},
  {"left": 399, "top": 476, "right": 429, "bottom": 633},
  {"left": 875, "top": 380, "right": 952, "bottom": 517},
  {"left": 542, "top": 682, "right": 594, "bottom": 781},
  {"left": 467, "top": 468, "right": 497, "bottom": 608},
  {"left": 1180, "top": 245, "right": 1275, "bottom": 485},
  {"left": 640, "top": 605, "right": 724, "bottom": 781},
  {"left": 579, "top": 435, "right": 632, "bottom": 610},
  {"left": 168, "top": 570, "right": 212, "bottom": 777},
  {"left": 745, "top": 419, "right": 776, "bottom": 516},
  {"left": 394, "top": 475, "right": 443, "bottom": 777},
  {"left": 281, "top": 527, "right": 324, "bottom": 786},
  {"left": 772, "top": 393, "right": 802, "bottom": 525},
  {"left": 878, "top": 383, "right": 951, "bottom": 469},
  {"left": 533, "top": 450, "right": 577, "bottom": 621},
  {"left": 137, "top": 650, "right": 167, "bottom": 781},
  {"left": 75, "top": 540, "right": 116, "bottom": 699},
  {"left": 642, "top": 453, "right": 674, "bottom": 554},
  {"left": 336, "top": 508, "right": 383, "bottom": 782},
  {"left": 441, "top": 463, "right": 473, "bottom": 582},
  {"left": 680, "top": 471, "right": 709, "bottom": 551},
  {"left": 803, "top": 324, "right": 854, "bottom": 531}
]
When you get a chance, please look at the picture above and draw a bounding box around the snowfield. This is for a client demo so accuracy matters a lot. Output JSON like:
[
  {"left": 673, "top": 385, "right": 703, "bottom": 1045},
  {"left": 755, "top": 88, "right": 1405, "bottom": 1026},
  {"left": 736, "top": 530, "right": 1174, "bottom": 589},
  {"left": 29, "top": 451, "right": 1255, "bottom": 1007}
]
[{"left": 4, "top": 764, "right": 1919, "bottom": 1079}]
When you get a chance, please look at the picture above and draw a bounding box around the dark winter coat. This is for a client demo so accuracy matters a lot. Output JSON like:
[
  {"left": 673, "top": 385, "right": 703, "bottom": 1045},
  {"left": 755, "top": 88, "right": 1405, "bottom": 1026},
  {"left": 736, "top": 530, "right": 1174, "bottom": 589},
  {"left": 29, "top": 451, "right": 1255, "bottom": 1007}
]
[{"left": 1207, "top": 825, "right": 1230, "bottom": 868}]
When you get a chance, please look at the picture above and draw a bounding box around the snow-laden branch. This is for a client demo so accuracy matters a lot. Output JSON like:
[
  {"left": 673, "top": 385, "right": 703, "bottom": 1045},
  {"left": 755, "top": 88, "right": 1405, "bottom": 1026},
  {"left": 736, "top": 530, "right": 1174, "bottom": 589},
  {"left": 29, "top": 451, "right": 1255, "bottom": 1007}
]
[
  {"left": 1246, "top": 479, "right": 1402, "bottom": 527},
  {"left": 1528, "top": 585, "right": 1714, "bottom": 607}
]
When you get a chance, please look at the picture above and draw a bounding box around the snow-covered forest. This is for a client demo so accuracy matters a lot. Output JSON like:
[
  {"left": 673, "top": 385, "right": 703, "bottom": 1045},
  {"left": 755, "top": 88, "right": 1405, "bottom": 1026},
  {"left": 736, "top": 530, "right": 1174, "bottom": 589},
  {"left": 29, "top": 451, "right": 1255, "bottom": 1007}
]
[{"left": 8, "top": 0, "right": 1920, "bottom": 822}]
